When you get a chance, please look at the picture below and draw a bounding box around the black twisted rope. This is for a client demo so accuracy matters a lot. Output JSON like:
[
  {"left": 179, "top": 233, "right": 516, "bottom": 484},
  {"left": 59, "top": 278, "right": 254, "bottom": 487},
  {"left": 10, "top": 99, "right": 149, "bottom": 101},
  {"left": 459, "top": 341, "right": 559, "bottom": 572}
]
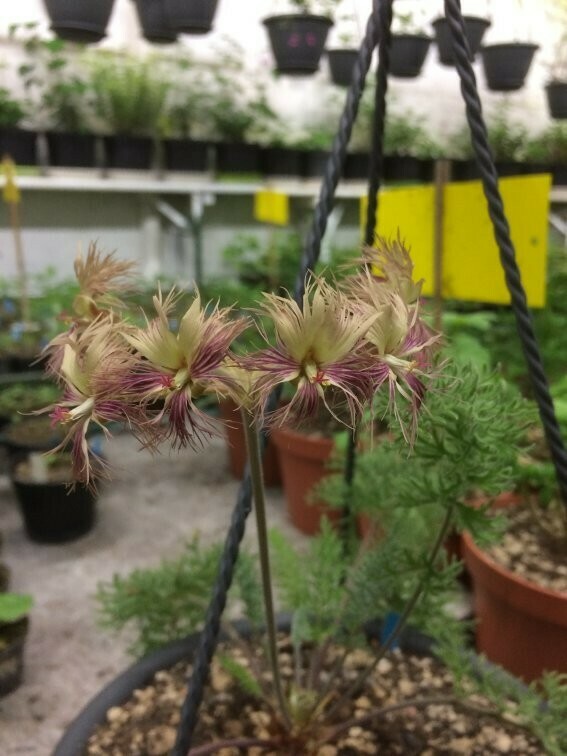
[
  {"left": 365, "top": 0, "right": 393, "bottom": 247},
  {"left": 444, "top": 0, "right": 567, "bottom": 506},
  {"left": 173, "top": 12, "right": 381, "bottom": 756}
]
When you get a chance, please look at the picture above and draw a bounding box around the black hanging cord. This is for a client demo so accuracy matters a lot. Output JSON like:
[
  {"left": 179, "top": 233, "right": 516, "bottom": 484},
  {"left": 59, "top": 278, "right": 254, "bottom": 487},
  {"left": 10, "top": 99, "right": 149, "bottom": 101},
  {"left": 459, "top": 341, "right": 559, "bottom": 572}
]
[
  {"left": 444, "top": 0, "right": 567, "bottom": 507},
  {"left": 172, "top": 10, "right": 382, "bottom": 756}
]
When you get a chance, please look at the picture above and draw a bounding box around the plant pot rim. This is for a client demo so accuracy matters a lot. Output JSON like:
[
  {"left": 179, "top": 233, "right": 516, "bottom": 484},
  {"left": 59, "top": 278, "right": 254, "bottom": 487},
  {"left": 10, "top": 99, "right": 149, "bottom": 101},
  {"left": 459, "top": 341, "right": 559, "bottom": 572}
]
[
  {"left": 432, "top": 15, "right": 490, "bottom": 26},
  {"left": 391, "top": 32, "right": 432, "bottom": 41},
  {"left": 263, "top": 13, "right": 333, "bottom": 26},
  {"left": 326, "top": 47, "right": 359, "bottom": 53},
  {"left": 462, "top": 531, "right": 567, "bottom": 620},
  {"left": 481, "top": 42, "right": 539, "bottom": 51},
  {"left": 546, "top": 79, "right": 567, "bottom": 87}
]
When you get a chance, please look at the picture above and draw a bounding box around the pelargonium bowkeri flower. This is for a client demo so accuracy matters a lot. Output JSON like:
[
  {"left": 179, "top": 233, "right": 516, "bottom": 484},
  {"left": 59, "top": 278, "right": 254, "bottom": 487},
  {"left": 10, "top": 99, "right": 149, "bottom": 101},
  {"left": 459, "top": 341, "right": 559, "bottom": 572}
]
[
  {"left": 246, "top": 278, "right": 378, "bottom": 427},
  {"left": 360, "top": 235, "right": 423, "bottom": 304},
  {"left": 359, "top": 282, "right": 440, "bottom": 439},
  {"left": 72, "top": 243, "right": 137, "bottom": 322},
  {"left": 123, "top": 289, "right": 249, "bottom": 449},
  {"left": 46, "top": 318, "right": 149, "bottom": 487}
]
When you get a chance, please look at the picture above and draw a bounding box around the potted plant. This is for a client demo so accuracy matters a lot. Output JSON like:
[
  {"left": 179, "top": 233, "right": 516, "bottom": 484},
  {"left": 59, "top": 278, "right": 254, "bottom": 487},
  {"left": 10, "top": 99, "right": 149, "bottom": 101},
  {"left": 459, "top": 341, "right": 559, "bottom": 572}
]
[
  {"left": 0, "top": 591, "right": 32, "bottom": 698},
  {"left": 133, "top": 0, "right": 178, "bottom": 44},
  {"left": 432, "top": 13, "right": 490, "bottom": 66},
  {"left": 480, "top": 9, "right": 539, "bottom": 93},
  {"left": 525, "top": 124, "right": 567, "bottom": 185},
  {"left": 16, "top": 29, "right": 98, "bottom": 168},
  {"left": 326, "top": 13, "right": 360, "bottom": 87},
  {"left": 88, "top": 53, "right": 169, "bottom": 170},
  {"left": 545, "top": 32, "right": 567, "bottom": 119},
  {"left": 161, "top": 53, "right": 211, "bottom": 173},
  {"left": 390, "top": 9, "right": 432, "bottom": 79},
  {"left": 383, "top": 111, "right": 439, "bottom": 182},
  {"left": 0, "top": 86, "right": 36, "bottom": 167},
  {"left": 30, "top": 241, "right": 566, "bottom": 756},
  {"left": 462, "top": 448, "right": 567, "bottom": 682},
  {"left": 263, "top": 1, "right": 339, "bottom": 75},
  {"left": 164, "top": 0, "right": 220, "bottom": 34},
  {"left": 43, "top": 0, "right": 116, "bottom": 44}
]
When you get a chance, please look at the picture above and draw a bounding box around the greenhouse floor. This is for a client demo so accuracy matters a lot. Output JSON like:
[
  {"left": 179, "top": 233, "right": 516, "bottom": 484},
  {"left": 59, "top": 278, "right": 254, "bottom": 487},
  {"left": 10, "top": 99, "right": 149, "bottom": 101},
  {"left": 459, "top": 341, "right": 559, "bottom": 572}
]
[{"left": 0, "top": 429, "right": 303, "bottom": 756}]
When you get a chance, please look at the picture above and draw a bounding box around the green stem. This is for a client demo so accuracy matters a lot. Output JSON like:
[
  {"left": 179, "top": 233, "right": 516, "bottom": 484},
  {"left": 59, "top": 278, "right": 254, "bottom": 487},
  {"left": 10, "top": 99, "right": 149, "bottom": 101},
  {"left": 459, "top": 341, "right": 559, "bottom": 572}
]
[
  {"left": 241, "top": 409, "right": 291, "bottom": 728},
  {"left": 324, "top": 502, "right": 456, "bottom": 723}
]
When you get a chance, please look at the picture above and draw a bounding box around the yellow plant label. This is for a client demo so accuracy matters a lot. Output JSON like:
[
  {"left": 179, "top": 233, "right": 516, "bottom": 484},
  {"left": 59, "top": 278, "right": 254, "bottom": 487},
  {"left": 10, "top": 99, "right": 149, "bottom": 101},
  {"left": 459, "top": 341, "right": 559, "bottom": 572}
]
[
  {"left": 360, "top": 173, "right": 551, "bottom": 307},
  {"left": 1, "top": 157, "right": 21, "bottom": 205},
  {"left": 254, "top": 190, "right": 289, "bottom": 226}
]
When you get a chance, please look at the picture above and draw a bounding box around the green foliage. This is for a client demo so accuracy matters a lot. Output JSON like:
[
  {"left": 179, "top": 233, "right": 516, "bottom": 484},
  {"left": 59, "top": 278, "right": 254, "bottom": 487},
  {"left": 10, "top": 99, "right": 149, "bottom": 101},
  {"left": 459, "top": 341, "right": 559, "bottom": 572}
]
[
  {"left": 0, "top": 87, "right": 26, "bottom": 128},
  {"left": 220, "top": 231, "right": 302, "bottom": 293},
  {"left": 96, "top": 539, "right": 262, "bottom": 658},
  {"left": 0, "top": 593, "right": 32, "bottom": 624},
  {"left": 525, "top": 123, "right": 567, "bottom": 164},
  {"left": 88, "top": 53, "right": 169, "bottom": 136},
  {"left": 383, "top": 112, "right": 441, "bottom": 158},
  {"left": 287, "top": 0, "right": 341, "bottom": 16},
  {"left": 269, "top": 522, "right": 347, "bottom": 647},
  {"left": 448, "top": 113, "right": 528, "bottom": 162},
  {"left": 0, "top": 381, "right": 60, "bottom": 419},
  {"left": 218, "top": 653, "right": 263, "bottom": 698},
  {"left": 440, "top": 637, "right": 567, "bottom": 756}
]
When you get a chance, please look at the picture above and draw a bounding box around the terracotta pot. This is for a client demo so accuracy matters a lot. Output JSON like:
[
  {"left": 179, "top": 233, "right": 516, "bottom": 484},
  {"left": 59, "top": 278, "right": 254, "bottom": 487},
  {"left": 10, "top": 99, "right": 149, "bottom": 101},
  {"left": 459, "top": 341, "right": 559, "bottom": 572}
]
[
  {"left": 271, "top": 426, "right": 340, "bottom": 536},
  {"left": 462, "top": 497, "right": 567, "bottom": 682},
  {"left": 218, "top": 401, "right": 281, "bottom": 487}
]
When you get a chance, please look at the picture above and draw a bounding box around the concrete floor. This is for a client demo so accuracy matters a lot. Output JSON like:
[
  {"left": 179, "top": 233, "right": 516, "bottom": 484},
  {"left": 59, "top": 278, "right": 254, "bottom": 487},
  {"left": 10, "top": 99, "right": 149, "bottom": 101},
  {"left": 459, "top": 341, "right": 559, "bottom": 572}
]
[{"left": 0, "top": 430, "right": 302, "bottom": 756}]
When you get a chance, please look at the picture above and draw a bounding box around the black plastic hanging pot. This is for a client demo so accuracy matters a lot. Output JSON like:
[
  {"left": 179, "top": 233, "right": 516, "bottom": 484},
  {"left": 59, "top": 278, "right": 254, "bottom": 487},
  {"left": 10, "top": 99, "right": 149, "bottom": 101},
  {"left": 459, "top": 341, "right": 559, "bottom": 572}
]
[
  {"left": 432, "top": 15, "right": 490, "bottom": 65},
  {"left": 390, "top": 34, "right": 431, "bottom": 78},
  {"left": 164, "top": 0, "right": 219, "bottom": 34},
  {"left": 43, "top": 0, "right": 116, "bottom": 43},
  {"left": 481, "top": 43, "right": 538, "bottom": 92},
  {"left": 264, "top": 15, "right": 333, "bottom": 75},
  {"left": 327, "top": 49, "right": 358, "bottom": 86},
  {"left": 133, "top": 0, "right": 177, "bottom": 43},
  {"left": 545, "top": 81, "right": 567, "bottom": 120}
]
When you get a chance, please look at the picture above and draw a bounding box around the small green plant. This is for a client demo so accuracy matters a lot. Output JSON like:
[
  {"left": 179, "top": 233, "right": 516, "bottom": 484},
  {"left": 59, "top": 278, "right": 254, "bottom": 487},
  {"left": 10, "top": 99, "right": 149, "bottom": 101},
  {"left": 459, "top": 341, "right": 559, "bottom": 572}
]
[
  {"left": 285, "top": 0, "right": 341, "bottom": 17},
  {"left": 449, "top": 113, "right": 528, "bottom": 162},
  {"left": 525, "top": 123, "right": 567, "bottom": 164},
  {"left": 0, "top": 87, "right": 26, "bottom": 129},
  {"left": 87, "top": 53, "right": 169, "bottom": 137},
  {"left": 0, "top": 381, "right": 60, "bottom": 420},
  {"left": 0, "top": 593, "right": 32, "bottom": 626}
]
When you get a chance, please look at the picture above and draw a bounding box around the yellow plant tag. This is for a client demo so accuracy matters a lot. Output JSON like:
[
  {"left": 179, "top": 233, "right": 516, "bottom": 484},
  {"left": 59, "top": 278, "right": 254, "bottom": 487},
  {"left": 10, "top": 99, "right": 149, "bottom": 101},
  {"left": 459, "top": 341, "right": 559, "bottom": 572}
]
[
  {"left": 2, "top": 157, "right": 21, "bottom": 205},
  {"left": 254, "top": 190, "right": 289, "bottom": 226},
  {"left": 360, "top": 174, "right": 551, "bottom": 307}
]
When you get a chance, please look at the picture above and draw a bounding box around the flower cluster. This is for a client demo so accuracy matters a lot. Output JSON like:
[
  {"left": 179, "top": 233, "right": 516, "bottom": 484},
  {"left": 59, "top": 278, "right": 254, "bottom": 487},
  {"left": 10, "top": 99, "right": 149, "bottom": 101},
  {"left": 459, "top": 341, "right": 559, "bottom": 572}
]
[{"left": 41, "top": 237, "right": 439, "bottom": 485}]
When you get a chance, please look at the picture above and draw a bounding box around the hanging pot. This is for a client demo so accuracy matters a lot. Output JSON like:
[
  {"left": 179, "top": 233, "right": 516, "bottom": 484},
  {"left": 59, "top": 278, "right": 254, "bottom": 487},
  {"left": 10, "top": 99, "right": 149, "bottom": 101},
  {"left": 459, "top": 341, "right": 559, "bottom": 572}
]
[
  {"left": 264, "top": 15, "right": 333, "bottom": 76},
  {"left": 432, "top": 16, "right": 490, "bottom": 66},
  {"left": 545, "top": 81, "right": 567, "bottom": 120},
  {"left": 43, "top": 0, "right": 116, "bottom": 43},
  {"left": 133, "top": 0, "right": 178, "bottom": 43},
  {"left": 389, "top": 34, "right": 431, "bottom": 78},
  {"left": 481, "top": 43, "right": 538, "bottom": 92},
  {"left": 271, "top": 426, "right": 340, "bottom": 536},
  {"left": 164, "top": 0, "right": 219, "bottom": 34},
  {"left": 327, "top": 48, "right": 358, "bottom": 86}
]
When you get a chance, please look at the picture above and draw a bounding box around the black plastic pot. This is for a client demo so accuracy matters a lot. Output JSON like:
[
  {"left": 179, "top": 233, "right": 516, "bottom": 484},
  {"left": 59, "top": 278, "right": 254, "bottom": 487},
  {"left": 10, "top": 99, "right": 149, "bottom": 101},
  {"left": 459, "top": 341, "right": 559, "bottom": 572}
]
[
  {"left": 164, "top": 0, "right": 219, "bottom": 34},
  {"left": 546, "top": 81, "right": 567, "bottom": 120},
  {"left": 481, "top": 43, "right": 538, "bottom": 92},
  {"left": 215, "top": 142, "right": 261, "bottom": 175},
  {"left": 264, "top": 15, "right": 333, "bottom": 75},
  {"left": 390, "top": 34, "right": 431, "bottom": 78},
  {"left": 327, "top": 48, "right": 358, "bottom": 86},
  {"left": 451, "top": 159, "right": 480, "bottom": 181},
  {"left": 0, "top": 128, "right": 37, "bottom": 166},
  {"left": 52, "top": 617, "right": 433, "bottom": 756},
  {"left": 432, "top": 16, "right": 490, "bottom": 65},
  {"left": 11, "top": 475, "right": 97, "bottom": 543},
  {"left": 344, "top": 151, "right": 370, "bottom": 180},
  {"left": 384, "top": 155, "right": 433, "bottom": 182},
  {"left": 43, "top": 0, "right": 116, "bottom": 43},
  {"left": 104, "top": 135, "right": 154, "bottom": 170},
  {"left": 162, "top": 138, "right": 210, "bottom": 172},
  {"left": 46, "top": 132, "right": 97, "bottom": 168},
  {"left": 0, "top": 618, "right": 29, "bottom": 699},
  {"left": 134, "top": 0, "right": 177, "bottom": 43},
  {"left": 260, "top": 147, "right": 303, "bottom": 178},
  {"left": 550, "top": 163, "right": 567, "bottom": 186},
  {"left": 301, "top": 149, "right": 331, "bottom": 178}
]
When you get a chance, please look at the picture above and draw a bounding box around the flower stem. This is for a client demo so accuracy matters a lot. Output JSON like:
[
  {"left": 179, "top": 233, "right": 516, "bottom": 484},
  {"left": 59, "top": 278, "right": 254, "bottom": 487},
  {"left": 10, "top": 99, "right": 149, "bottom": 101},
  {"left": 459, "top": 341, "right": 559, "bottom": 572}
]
[{"left": 241, "top": 409, "right": 290, "bottom": 728}]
